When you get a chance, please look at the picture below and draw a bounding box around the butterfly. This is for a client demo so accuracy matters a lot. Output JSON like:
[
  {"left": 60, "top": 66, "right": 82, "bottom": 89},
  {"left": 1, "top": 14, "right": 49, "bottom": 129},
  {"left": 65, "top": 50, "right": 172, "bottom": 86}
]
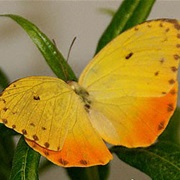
[{"left": 0, "top": 19, "right": 180, "bottom": 167}]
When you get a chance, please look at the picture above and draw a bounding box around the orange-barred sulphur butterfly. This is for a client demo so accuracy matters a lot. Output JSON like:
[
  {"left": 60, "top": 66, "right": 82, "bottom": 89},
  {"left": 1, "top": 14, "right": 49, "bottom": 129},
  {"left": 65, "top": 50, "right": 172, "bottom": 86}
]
[{"left": 0, "top": 19, "right": 180, "bottom": 167}]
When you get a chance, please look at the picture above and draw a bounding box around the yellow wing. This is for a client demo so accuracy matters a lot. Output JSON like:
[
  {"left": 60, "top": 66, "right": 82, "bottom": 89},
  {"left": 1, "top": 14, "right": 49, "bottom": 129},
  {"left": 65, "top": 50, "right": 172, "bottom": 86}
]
[
  {"left": 80, "top": 19, "right": 180, "bottom": 97},
  {"left": 25, "top": 96, "right": 112, "bottom": 167},
  {"left": 25, "top": 95, "right": 112, "bottom": 167},
  {"left": 79, "top": 19, "right": 180, "bottom": 147},
  {"left": 0, "top": 76, "right": 112, "bottom": 166}
]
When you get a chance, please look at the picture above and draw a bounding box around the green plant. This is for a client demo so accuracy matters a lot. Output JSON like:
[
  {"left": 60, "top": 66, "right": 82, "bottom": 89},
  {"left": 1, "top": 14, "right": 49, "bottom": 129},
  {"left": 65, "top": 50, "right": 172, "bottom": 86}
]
[{"left": 0, "top": 1, "right": 179, "bottom": 179}]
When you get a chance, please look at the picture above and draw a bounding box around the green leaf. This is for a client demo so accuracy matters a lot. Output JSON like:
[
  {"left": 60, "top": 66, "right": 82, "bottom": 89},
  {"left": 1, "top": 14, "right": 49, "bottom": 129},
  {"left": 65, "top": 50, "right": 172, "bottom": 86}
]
[
  {"left": 159, "top": 108, "right": 180, "bottom": 145},
  {"left": 66, "top": 164, "right": 109, "bottom": 180},
  {"left": 0, "top": 68, "right": 9, "bottom": 90},
  {"left": 0, "top": 124, "right": 17, "bottom": 137},
  {"left": 0, "top": 14, "right": 77, "bottom": 81},
  {"left": 9, "top": 137, "right": 40, "bottom": 180},
  {"left": 112, "top": 141, "right": 180, "bottom": 180},
  {"left": 95, "top": 0, "right": 156, "bottom": 54},
  {"left": 0, "top": 135, "right": 14, "bottom": 180},
  {"left": 0, "top": 123, "right": 18, "bottom": 178}
]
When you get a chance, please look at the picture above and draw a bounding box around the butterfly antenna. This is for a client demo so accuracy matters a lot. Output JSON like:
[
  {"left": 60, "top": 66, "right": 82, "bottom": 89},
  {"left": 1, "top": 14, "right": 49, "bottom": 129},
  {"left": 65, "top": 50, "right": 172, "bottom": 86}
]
[{"left": 67, "top": 37, "right": 77, "bottom": 62}]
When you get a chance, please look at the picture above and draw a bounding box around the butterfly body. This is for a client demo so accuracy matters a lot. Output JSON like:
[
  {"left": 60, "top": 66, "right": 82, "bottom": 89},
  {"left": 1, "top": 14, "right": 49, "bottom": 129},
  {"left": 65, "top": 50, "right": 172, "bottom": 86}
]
[{"left": 0, "top": 19, "right": 180, "bottom": 167}]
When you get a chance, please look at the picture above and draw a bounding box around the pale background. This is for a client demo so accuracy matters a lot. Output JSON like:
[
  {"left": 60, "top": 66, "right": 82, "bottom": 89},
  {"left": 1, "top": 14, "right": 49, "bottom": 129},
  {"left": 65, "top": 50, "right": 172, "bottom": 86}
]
[{"left": 0, "top": 1, "right": 180, "bottom": 180}]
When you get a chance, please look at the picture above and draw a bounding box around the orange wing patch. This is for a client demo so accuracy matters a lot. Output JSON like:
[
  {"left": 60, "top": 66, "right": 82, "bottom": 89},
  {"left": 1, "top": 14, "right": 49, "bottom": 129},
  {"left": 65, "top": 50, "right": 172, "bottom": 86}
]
[
  {"left": 88, "top": 83, "right": 178, "bottom": 148},
  {"left": 117, "top": 83, "right": 178, "bottom": 147},
  {"left": 25, "top": 121, "right": 112, "bottom": 167}
]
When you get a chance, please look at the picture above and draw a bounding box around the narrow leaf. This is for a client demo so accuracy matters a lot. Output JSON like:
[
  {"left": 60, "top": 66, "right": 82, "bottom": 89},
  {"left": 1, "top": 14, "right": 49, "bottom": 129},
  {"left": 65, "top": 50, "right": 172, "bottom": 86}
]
[
  {"left": 0, "top": 135, "right": 14, "bottom": 180},
  {"left": 0, "top": 68, "right": 9, "bottom": 89},
  {"left": 0, "top": 124, "right": 17, "bottom": 137},
  {"left": 9, "top": 137, "right": 40, "bottom": 180},
  {"left": 159, "top": 108, "right": 180, "bottom": 145},
  {"left": 0, "top": 14, "right": 77, "bottom": 81},
  {"left": 95, "top": 0, "right": 156, "bottom": 54},
  {"left": 66, "top": 164, "right": 109, "bottom": 180},
  {"left": 112, "top": 141, "right": 180, "bottom": 180}
]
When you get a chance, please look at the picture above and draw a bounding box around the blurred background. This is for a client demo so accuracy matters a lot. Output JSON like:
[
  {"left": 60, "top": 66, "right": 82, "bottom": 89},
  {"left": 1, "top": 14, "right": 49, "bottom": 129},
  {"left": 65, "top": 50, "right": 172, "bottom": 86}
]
[{"left": 0, "top": 1, "right": 180, "bottom": 179}]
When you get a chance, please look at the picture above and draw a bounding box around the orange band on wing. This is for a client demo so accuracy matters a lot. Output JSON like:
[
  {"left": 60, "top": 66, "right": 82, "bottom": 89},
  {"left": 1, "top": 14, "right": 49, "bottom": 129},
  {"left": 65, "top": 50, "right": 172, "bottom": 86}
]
[
  {"left": 25, "top": 122, "right": 112, "bottom": 167},
  {"left": 118, "top": 83, "right": 178, "bottom": 147}
]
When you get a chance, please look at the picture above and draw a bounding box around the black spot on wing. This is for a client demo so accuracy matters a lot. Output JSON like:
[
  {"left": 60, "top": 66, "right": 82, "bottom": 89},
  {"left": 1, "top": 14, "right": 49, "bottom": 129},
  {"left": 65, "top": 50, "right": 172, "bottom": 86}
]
[
  {"left": 33, "top": 95, "right": 40, "bottom": 100},
  {"left": 168, "top": 79, "right": 175, "bottom": 85},
  {"left": 167, "top": 103, "right": 174, "bottom": 112},
  {"left": 79, "top": 159, "right": 88, "bottom": 165},
  {"left": 171, "top": 66, "right": 178, "bottom": 72},
  {"left": 44, "top": 142, "right": 50, "bottom": 148},
  {"left": 30, "top": 123, "right": 35, "bottom": 127},
  {"left": 33, "top": 134, "right": 39, "bottom": 141},
  {"left": 158, "top": 121, "right": 165, "bottom": 131},
  {"left": 125, "top": 52, "right": 133, "bottom": 60},
  {"left": 59, "top": 158, "right": 69, "bottom": 166},
  {"left": 12, "top": 124, "right": 16, "bottom": 129},
  {"left": 173, "top": 54, "right": 180, "bottom": 60},
  {"left": 22, "top": 129, "right": 27, "bottom": 135},
  {"left": 154, "top": 71, "right": 159, "bottom": 76},
  {"left": 2, "top": 119, "right": 8, "bottom": 124}
]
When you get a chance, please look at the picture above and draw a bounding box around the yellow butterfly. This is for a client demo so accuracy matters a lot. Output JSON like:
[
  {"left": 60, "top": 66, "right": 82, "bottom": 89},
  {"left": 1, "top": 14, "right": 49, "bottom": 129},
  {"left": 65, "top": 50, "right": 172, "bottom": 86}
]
[{"left": 0, "top": 19, "right": 180, "bottom": 167}]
